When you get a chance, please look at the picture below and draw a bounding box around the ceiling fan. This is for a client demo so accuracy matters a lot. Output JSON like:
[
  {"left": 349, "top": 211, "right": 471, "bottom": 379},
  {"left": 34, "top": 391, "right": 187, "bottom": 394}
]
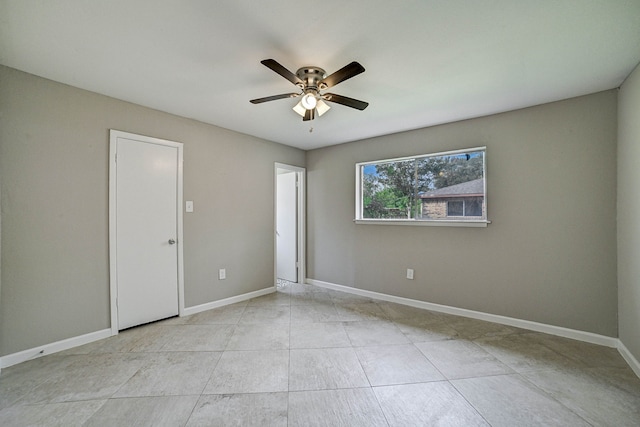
[{"left": 250, "top": 59, "right": 369, "bottom": 121}]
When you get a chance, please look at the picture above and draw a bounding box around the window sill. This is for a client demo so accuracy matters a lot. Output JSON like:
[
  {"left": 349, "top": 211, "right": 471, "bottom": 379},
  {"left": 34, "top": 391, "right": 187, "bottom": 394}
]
[{"left": 354, "top": 219, "right": 491, "bottom": 227}]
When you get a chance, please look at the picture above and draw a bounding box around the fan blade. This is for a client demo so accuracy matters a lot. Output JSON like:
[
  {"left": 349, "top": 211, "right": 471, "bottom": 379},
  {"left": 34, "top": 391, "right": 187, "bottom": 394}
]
[
  {"left": 250, "top": 93, "right": 299, "bottom": 104},
  {"left": 322, "top": 93, "right": 369, "bottom": 110},
  {"left": 261, "top": 59, "right": 303, "bottom": 86},
  {"left": 303, "top": 108, "right": 315, "bottom": 121},
  {"left": 319, "top": 62, "right": 365, "bottom": 89}
]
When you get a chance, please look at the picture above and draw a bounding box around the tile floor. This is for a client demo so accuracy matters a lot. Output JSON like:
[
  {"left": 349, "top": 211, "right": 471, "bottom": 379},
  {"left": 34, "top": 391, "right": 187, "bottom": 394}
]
[{"left": 1, "top": 282, "right": 639, "bottom": 426}]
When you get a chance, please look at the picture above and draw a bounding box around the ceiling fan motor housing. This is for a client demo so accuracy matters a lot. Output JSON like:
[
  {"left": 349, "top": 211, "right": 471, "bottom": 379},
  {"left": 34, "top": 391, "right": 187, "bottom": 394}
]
[{"left": 296, "top": 67, "right": 327, "bottom": 91}]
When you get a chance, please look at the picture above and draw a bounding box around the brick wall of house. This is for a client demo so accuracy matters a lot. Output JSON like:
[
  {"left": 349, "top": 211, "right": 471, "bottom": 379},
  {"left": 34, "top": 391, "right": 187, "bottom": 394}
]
[{"left": 422, "top": 199, "right": 448, "bottom": 219}]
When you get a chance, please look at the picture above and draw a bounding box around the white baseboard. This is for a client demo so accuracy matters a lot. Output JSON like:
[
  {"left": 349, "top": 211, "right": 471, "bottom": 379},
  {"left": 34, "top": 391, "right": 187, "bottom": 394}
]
[
  {"left": 0, "top": 328, "right": 112, "bottom": 370},
  {"left": 0, "top": 287, "right": 275, "bottom": 372},
  {"left": 306, "top": 278, "right": 619, "bottom": 348},
  {"left": 182, "top": 286, "right": 275, "bottom": 317},
  {"left": 4, "top": 282, "right": 637, "bottom": 379},
  {"left": 617, "top": 340, "right": 640, "bottom": 378},
  {"left": 307, "top": 278, "right": 640, "bottom": 377}
]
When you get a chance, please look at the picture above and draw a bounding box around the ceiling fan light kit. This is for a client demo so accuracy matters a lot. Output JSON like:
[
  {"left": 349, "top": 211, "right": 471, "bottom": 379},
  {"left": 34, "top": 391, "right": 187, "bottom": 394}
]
[
  {"left": 292, "top": 96, "right": 330, "bottom": 117},
  {"left": 300, "top": 92, "right": 317, "bottom": 110},
  {"left": 250, "top": 59, "right": 369, "bottom": 121}
]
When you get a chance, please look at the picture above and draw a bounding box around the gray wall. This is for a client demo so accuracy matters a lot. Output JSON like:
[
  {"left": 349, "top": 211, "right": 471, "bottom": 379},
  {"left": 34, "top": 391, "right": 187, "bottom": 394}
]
[
  {"left": 618, "top": 62, "right": 640, "bottom": 362},
  {"left": 0, "top": 66, "right": 304, "bottom": 356},
  {"left": 306, "top": 91, "right": 618, "bottom": 337}
]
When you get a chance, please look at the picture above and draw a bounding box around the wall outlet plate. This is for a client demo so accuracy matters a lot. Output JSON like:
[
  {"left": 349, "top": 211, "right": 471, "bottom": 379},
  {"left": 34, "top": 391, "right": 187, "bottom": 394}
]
[
  {"left": 219, "top": 268, "right": 226, "bottom": 280},
  {"left": 406, "top": 268, "right": 414, "bottom": 280}
]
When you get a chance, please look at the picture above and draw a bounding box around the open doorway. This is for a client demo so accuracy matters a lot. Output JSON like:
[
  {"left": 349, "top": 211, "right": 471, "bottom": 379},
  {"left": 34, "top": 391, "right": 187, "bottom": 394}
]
[{"left": 275, "top": 163, "right": 305, "bottom": 287}]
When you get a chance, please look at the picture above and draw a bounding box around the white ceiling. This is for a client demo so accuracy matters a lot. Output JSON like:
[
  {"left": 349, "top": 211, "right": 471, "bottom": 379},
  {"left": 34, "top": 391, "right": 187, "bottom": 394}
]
[{"left": 1, "top": 1, "right": 639, "bottom": 150}]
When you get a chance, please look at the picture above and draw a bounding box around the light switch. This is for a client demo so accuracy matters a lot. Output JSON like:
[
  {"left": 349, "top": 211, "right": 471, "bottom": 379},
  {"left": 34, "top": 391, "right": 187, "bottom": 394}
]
[
  {"left": 186, "top": 201, "right": 194, "bottom": 213},
  {"left": 406, "top": 268, "right": 414, "bottom": 280}
]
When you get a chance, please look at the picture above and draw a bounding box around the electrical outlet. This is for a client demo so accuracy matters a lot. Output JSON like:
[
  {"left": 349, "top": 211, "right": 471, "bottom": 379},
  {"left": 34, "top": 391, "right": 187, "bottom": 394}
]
[
  {"left": 406, "top": 268, "right": 414, "bottom": 280},
  {"left": 218, "top": 268, "right": 226, "bottom": 280}
]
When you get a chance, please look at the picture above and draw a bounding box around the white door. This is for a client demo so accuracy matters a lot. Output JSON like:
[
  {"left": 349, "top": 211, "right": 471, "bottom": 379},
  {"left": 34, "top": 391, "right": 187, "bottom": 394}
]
[
  {"left": 277, "top": 171, "right": 297, "bottom": 282},
  {"left": 111, "top": 131, "right": 181, "bottom": 330}
]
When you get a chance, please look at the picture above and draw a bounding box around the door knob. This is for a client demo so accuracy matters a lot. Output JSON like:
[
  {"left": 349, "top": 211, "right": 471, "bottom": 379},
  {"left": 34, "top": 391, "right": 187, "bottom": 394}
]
[{"left": 168, "top": 239, "right": 176, "bottom": 245}]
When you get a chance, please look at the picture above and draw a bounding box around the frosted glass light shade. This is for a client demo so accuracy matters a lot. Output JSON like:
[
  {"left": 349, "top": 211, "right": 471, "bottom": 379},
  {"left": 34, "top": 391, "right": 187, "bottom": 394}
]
[
  {"left": 293, "top": 100, "right": 306, "bottom": 116},
  {"left": 316, "top": 99, "right": 330, "bottom": 116}
]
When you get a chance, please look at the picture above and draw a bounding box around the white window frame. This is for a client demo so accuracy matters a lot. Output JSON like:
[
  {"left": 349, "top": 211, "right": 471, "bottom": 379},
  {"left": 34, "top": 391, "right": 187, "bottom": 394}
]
[{"left": 355, "top": 146, "right": 490, "bottom": 227}]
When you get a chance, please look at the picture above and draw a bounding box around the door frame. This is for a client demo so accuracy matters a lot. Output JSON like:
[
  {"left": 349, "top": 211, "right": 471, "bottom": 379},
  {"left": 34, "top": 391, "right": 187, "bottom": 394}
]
[
  {"left": 274, "top": 163, "right": 306, "bottom": 285},
  {"left": 108, "top": 130, "right": 185, "bottom": 335}
]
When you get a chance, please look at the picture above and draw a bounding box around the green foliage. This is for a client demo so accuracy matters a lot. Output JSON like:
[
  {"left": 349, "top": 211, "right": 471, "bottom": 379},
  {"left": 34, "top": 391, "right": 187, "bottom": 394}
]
[
  {"left": 433, "top": 155, "right": 484, "bottom": 188},
  {"left": 364, "top": 186, "right": 409, "bottom": 218}
]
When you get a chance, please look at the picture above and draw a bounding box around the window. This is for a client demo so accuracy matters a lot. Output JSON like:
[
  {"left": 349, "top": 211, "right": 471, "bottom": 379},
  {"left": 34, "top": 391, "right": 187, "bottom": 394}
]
[
  {"left": 447, "top": 200, "right": 464, "bottom": 216},
  {"left": 355, "top": 147, "right": 488, "bottom": 226},
  {"left": 447, "top": 199, "right": 483, "bottom": 217}
]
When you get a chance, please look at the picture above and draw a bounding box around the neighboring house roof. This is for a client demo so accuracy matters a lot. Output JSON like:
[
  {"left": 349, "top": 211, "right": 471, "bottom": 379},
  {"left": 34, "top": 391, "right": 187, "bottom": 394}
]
[{"left": 420, "top": 178, "right": 484, "bottom": 199}]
